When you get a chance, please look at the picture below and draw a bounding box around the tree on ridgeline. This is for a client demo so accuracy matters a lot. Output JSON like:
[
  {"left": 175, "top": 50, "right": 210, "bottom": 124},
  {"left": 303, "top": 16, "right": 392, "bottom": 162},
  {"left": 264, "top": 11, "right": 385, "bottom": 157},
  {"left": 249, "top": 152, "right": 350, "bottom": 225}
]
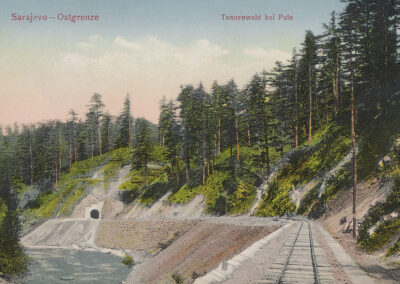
[
  {"left": 68, "top": 109, "right": 78, "bottom": 171},
  {"left": 86, "top": 93, "right": 105, "bottom": 156},
  {"left": 114, "top": 94, "right": 133, "bottom": 149},
  {"left": 158, "top": 99, "right": 181, "bottom": 184},
  {"left": 194, "top": 83, "right": 212, "bottom": 185},
  {"left": 245, "top": 73, "right": 271, "bottom": 179},
  {"left": 158, "top": 96, "right": 169, "bottom": 148},
  {"left": 101, "top": 112, "right": 113, "bottom": 154},
  {"left": 131, "top": 118, "right": 153, "bottom": 187},
  {"left": 268, "top": 61, "right": 294, "bottom": 155},
  {"left": 177, "top": 85, "right": 196, "bottom": 183},
  {"left": 286, "top": 49, "right": 301, "bottom": 148},
  {"left": 320, "top": 12, "right": 342, "bottom": 117},
  {"left": 340, "top": 0, "right": 363, "bottom": 239}
]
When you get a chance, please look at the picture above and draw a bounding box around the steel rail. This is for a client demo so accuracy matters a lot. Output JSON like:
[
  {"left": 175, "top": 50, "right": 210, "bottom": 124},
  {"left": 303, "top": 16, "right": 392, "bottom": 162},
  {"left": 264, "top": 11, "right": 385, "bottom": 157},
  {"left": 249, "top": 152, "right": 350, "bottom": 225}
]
[
  {"left": 276, "top": 218, "right": 321, "bottom": 284},
  {"left": 276, "top": 220, "right": 303, "bottom": 284},
  {"left": 304, "top": 220, "right": 320, "bottom": 284}
]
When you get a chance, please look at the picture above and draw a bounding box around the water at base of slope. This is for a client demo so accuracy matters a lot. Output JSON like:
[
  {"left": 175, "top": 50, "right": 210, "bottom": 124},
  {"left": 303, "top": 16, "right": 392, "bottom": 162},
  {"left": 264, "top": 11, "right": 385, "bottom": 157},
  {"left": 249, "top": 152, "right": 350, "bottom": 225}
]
[{"left": 21, "top": 248, "right": 131, "bottom": 284}]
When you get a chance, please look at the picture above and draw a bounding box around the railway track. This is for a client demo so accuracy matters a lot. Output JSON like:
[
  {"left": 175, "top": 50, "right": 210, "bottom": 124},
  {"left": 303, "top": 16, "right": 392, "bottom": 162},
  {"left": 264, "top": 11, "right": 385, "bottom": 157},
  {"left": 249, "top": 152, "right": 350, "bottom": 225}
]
[{"left": 258, "top": 219, "right": 335, "bottom": 284}]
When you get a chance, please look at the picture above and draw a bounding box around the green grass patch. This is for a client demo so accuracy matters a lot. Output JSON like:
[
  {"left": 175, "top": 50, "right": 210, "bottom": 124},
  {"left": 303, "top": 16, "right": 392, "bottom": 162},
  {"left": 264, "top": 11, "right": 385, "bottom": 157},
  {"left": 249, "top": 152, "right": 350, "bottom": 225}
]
[
  {"left": 167, "top": 184, "right": 202, "bottom": 205},
  {"left": 360, "top": 217, "right": 400, "bottom": 252},
  {"left": 228, "top": 179, "right": 256, "bottom": 214},
  {"left": 57, "top": 178, "right": 100, "bottom": 216},
  {"left": 31, "top": 153, "right": 110, "bottom": 218},
  {"left": 386, "top": 237, "right": 400, "bottom": 257},
  {"left": 103, "top": 147, "right": 131, "bottom": 189},
  {"left": 121, "top": 254, "right": 135, "bottom": 267},
  {"left": 358, "top": 167, "right": 400, "bottom": 249},
  {"left": 139, "top": 171, "right": 169, "bottom": 205},
  {"left": 118, "top": 166, "right": 171, "bottom": 205},
  {"left": 256, "top": 123, "right": 350, "bottom": 217},
  {"left": 169, "top": 171, "right": 229, "bottom": 214},
  {"left": 168, "top": 146, "right": 261, "bottom": 215}
]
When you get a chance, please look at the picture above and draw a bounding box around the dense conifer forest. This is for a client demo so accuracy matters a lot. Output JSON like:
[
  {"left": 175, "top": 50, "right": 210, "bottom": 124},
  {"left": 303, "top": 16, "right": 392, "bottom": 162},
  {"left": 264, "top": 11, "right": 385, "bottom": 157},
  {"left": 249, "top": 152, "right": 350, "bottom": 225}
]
[{"left": 1, "top": 0, "right": 400, "bottom": 278}]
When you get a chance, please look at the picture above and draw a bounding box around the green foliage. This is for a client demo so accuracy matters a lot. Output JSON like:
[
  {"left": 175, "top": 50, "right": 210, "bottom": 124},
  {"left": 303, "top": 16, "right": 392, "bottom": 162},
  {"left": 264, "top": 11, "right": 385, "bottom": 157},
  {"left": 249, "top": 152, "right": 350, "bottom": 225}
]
[
  {"left": 171, "top": 271, "right": 184, "bottom": 284},
  {"left": 103, "top": 148, "right": 131, "bottom": 189},
  {"left": 168, "top": 184, "right": 202, "bottom": 205},
  {"left": 256, "top": 123, "right": 350, "bottom": 217},
  {"left": 359, "top": 218, "right": 400, "bottom": 252},
  {"left": 66, "top": 153, "right": 109, "bottom": 180},
  {"left": 31, "top": 153, "right": 109, "bottom": 218},
  {"left": 0, "top": 197, "right": 29, "bottom": 278},
  {"left": 57, "top": 178, "right": 100, "bottom": 216},
  {"left": 118, "top": 165, "right": 171, "bottom": 206},
  {"left": 0, "top": 248, "right": 29, "bottom": 278},
  {"left": 322, "top": 166, "right": 352, "bottom": 202},
  {"left": 357, "top": 110, "right": 400, "bottom": 179},
  {"left": 132, "top": 119, "right": 153, "bottom": 174},
  {"left": 358, "top": 167, "right": 400, "bottom": 249},
  {"left": 0, "top": 200, "right": 6, "bottom": 223},
  {"left": 114, "top": 95, "right": 133, "bottom": 149},
  {"left": 168, "top": 147, "right": 260, "bottom": 214},
  {"left": 228, "top": 179, "right": 256, "bottom": 214},
  {"left": 121, "top": 253, "right": 134, "bottom": 267},
  {"left": 386, "top": 237, "right": 400, "bottom": 257},
  {"left": 168, "top": 171, "right": 228, "bottom": 214},
  {"left": 255, "top": 177, "right": 296, "bottom": 216},
  {"left": 151, "top": 145, "right": 169, "bottom": 163},
  {"left": 139, "top": 171, "right": 169, "bottom": 205},
  {"left": 33, "top": 148, "right": 130, "bottom": 218},
  {"left": 297, "top": 185, "right": 319, "bottom": 215},
  {"left": 11, "top": 176, "right": 29, "bottom": 197}
]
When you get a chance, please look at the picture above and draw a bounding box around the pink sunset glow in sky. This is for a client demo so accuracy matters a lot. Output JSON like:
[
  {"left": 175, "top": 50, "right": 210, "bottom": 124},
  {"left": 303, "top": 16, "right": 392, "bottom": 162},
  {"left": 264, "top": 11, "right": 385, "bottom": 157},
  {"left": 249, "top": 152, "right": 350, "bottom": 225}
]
[{"left": 0, "top": 0, "right": 344, "bottom": 126}]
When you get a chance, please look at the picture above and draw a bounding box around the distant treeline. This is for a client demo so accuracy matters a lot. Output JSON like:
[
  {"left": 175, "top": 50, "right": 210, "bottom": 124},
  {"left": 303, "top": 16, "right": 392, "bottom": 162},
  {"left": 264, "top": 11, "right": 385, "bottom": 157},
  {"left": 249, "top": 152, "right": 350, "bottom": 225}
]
[{"left": 0, "top": 94, "right": 158, "bottom": 188}]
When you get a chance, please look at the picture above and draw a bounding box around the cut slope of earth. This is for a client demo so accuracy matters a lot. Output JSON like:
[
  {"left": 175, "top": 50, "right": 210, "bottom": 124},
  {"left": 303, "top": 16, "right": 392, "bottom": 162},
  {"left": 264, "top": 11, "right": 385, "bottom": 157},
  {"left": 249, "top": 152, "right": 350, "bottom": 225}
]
[
  {"left": 318, "top": 178, "right": 400, "bottom": 282},
  {"left": 96, "top": 219, "right": 199, "bottom": 250},
  {"left": 21, "top": 219, "right": 100, "bottom": 249},
  {"left": 125, "top": 217, "right": 281, "bottom": 284}
]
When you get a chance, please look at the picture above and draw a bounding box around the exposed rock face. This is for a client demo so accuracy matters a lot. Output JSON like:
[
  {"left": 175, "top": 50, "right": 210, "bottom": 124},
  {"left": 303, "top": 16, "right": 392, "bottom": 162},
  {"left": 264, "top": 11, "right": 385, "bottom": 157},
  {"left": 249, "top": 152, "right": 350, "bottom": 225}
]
[
  {"left": 21, "top": 218, "right": 100, "bottom": 249},
  {"left": 19, "top": 186, "right": 40, "bottom": 210}
]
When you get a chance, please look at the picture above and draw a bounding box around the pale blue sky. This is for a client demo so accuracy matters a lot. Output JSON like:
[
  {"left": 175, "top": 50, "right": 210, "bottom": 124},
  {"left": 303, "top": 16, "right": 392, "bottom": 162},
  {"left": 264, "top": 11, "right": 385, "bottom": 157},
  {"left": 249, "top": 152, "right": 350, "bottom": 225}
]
[{"left": 0, "top": 0, "right": 345, "bottom": 125}]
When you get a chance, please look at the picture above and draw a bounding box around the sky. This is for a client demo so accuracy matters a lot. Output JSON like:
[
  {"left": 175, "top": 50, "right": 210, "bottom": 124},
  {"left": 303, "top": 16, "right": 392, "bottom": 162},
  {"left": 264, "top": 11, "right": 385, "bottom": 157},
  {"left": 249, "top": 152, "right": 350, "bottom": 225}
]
[{"left": 0, "top": 0, "right": 345, "bottom": 125}]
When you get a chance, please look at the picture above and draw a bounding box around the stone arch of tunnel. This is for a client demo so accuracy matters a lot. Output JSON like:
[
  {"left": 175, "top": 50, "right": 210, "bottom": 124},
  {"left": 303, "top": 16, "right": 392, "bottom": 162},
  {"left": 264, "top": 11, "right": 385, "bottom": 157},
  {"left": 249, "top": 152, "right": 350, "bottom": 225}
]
[{"left": 90, "top": 209, "right": 100, "bottom": 219}]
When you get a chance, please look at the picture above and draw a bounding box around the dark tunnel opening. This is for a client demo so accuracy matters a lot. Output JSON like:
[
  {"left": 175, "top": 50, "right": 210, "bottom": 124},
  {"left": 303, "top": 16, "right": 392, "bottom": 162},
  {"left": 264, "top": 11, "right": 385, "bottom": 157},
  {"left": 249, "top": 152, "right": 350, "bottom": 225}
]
[{"left": 90, "top": 209, "right": 100, "bottom": 219}]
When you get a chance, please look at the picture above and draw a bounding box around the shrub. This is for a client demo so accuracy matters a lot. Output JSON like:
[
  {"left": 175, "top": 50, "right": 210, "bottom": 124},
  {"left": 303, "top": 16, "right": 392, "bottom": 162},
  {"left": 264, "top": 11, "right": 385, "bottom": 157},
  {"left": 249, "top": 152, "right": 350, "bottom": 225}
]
[
  {"left": 386, "top": 237, "right": 400, "bottom": 257},
  {"left": 171, "top": 271, "right": 184, "bottom": 284},
  {"left": 121, "top": 253, "right": 134, "bottom": 266}
]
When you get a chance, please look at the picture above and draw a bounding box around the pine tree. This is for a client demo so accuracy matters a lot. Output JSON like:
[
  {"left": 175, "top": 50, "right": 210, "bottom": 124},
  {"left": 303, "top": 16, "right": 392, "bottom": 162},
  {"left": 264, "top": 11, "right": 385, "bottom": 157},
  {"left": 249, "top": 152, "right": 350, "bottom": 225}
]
[
  {"left": 177, "top": 85, "right": 196, "bottom": 182},
  {"left": 340, "top": 0, "right": 362, "bottom": 239},
  {"left": 114, "top": 94, "right": 133, "bottom": 149},
  {"left": 299, "top": 30, "right": 318, "bottom": 145},
  {"left": 320, "top": 12, "right": 342, "bottom": 117},
  {"left": 68, "top": 109, "right": 78, "bottom": 171},
  {"left": 101, "top": 112, "right": 113, "bottom": 153},
  {"left": 0, "top": 142, "right": 28, "bottom": 278},
  {"left": 158, "top": 99, "right": 181, "bottom": 184},
  {"left": 131, "top": 118, "right": 153, "bottom": 187},
  {"left": 245, "top": 73, "right": 271, "bottom": 178},
  {"left": 86, "top": 93, "right": 105, "bottom": 156}
]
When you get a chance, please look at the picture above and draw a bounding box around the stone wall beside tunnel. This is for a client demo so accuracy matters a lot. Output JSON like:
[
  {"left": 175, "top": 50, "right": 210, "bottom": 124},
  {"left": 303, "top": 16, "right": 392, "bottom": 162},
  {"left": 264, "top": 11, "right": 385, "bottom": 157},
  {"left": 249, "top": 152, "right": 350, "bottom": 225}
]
[{"left": 85, "top": 202, "right": 104, "bottom": 219}]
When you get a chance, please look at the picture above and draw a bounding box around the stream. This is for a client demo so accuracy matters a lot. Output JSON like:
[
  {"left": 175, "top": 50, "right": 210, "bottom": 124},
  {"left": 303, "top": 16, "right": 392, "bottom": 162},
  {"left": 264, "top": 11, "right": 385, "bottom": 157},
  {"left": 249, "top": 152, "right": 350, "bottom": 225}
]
[{"left": 22, "top": 248, "right": 131, "bottom": 284}]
